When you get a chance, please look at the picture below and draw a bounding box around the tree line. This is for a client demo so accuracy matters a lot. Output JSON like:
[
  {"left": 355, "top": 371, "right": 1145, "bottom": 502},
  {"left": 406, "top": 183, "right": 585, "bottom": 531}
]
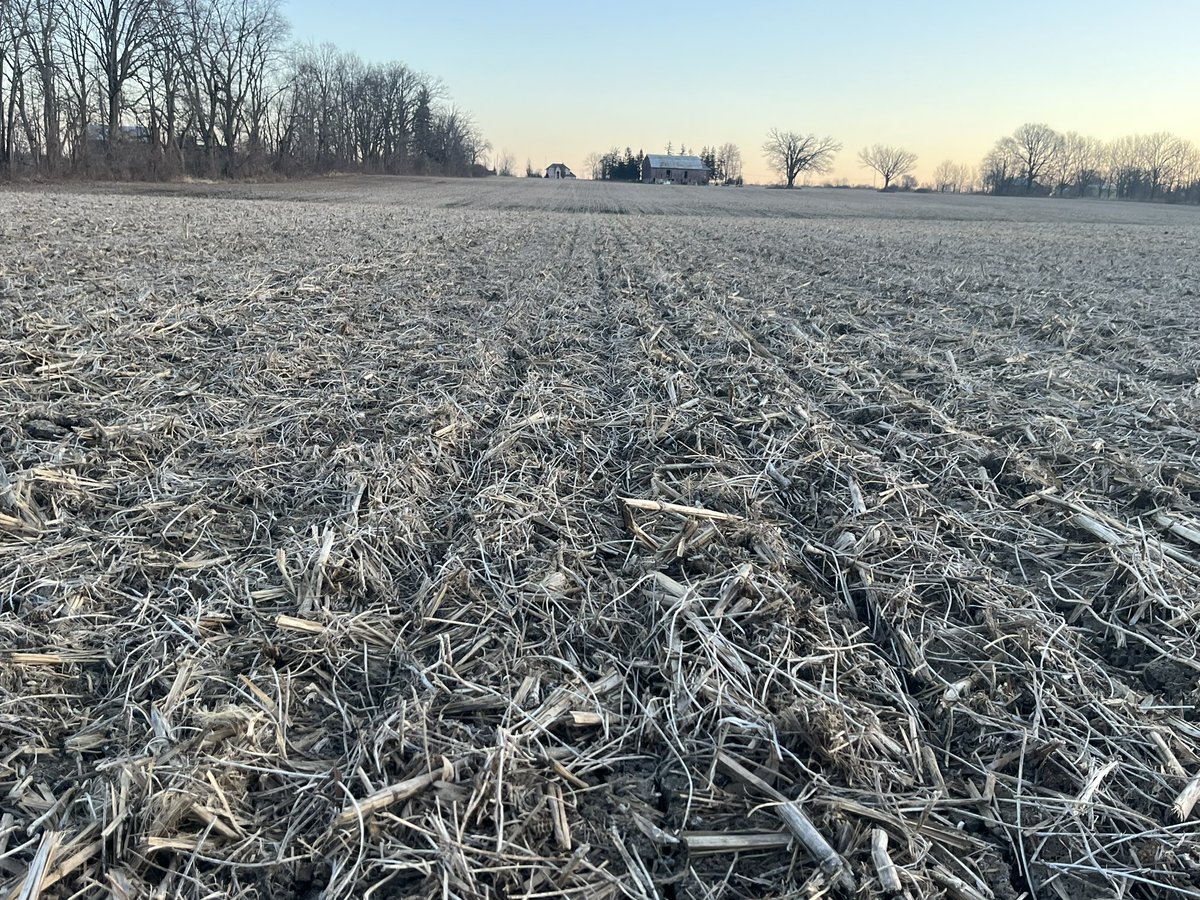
[
  {"left": 764, "top": 123, "right": 1200, "bottom": 204},
  {"left": 0, "top": 0, "right": 489, "bottom": 179},
  {"left": 980, "top": 124, "right": 1200, "bottom": 202}
]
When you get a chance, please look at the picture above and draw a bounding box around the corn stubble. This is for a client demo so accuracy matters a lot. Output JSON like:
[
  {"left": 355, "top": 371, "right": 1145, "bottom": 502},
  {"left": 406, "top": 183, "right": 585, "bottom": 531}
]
[{"left": 2, "top": 179, "right": 1200, "bottom": 898}]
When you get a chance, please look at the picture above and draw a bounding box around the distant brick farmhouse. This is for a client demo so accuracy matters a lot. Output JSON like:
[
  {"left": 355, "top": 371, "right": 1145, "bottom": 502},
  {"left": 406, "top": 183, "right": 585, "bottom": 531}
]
[{"left": 641, "top": 154, "right": 709, "bottom": 185}]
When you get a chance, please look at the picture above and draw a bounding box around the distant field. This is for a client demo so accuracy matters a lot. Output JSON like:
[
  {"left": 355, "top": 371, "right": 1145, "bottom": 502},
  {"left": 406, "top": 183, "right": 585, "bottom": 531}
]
[
  {"left": 32, "top": 173, "right": 1200, "bottom": 224},
  {"left": 2, "top": 177, "right": 1199, "bottom": 898}
]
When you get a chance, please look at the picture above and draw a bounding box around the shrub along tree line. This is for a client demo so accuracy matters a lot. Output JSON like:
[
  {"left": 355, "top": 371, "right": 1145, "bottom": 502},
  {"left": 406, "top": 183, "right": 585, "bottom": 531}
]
[{"left": 0, "top": 0, "right": 490, "bottom": 179}]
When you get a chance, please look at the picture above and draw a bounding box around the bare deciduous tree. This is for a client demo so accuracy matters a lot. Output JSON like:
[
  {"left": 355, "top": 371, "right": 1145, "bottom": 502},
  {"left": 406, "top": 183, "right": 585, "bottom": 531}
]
[
  {"left": 1098, "top": 137, "right": 1121, "bottom": 199},
  {"left": 717, "top": 141, "right": 742, "bottom": 184},
  {"left": 429, "top": 104, "right": 488, "bottom": 171},
  {"left": 762, "top": 128, "right": 840, "bottom": 188},
  {"left": 12, "top": 0, "right": 64, "bottom": 170},
  {"left": 1009, "top": 122, "right": 1061, "bottom": 193},
  {"left": 172, "top": 0, "right": 286, "bottom": 174},
  {"left": 269, "top": 43, "right": 440, "bottom": 175},
  {"left": 1052, "top": 132, "right": 1101, "bottom": 197},
  {"left": 582, "top": 151, "right": 600, "bottom": 180},
  {"left": 1136, "top": 131, "right": 1185, "bottom": 200},
  {"left": 981, "top": 139, "right": 1020, "bottom": 194},
  {"left": 978, "top": 129, "right": 1200, "bottom": 202},
  {"left": 81, "top": 0, "right": 159, "bottom": 137},
  {"left": 60, "top": 0, "right": 92, "bottom": 161},
  {"left": 1178, "top": 141, "right": 1200, "bottom": 204},
  {"left": 140, "top": 2, "right": 188, "bottom": 173},
  {"left": 936, "top": 161, "right": 973, "bottom": 193},
  {"left": 932, "top": 159, "right": 957, "bottom": 193},
  {"left": 0, "top": 0, "right": 494, "bottom": 179},
  {"left": 958, "top": 164, "right": 977, "bottom": 193},
  {"left": 858, "top": 143, "right": 917, "bottom": 190},
  {"left": 0, "top": 0, "right": 30, "bottom": 172},
  {"left": 494, "top": 148, "right": 514, "bottom": 176},
  {"left": 0, "top": 2, "right": 16, "bottom": 171}
]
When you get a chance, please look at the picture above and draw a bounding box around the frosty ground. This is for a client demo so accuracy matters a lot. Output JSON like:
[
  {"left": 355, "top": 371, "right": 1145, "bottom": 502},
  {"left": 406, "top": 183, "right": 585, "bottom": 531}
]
[{"left": 2, "top": 177, "right": 1199, "bottom": 898}]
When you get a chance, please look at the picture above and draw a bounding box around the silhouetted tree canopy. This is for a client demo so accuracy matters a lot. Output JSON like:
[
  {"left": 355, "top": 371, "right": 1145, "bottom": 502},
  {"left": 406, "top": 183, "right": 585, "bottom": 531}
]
[
  {"left": 0, "top": 1, "right": 490, "bottom": 179},
  {"left": 858, "top": 144, "right": 918, "bottom": 190},
  {"left": 762, "top": 129, "right": 841, "bottom": 188}
]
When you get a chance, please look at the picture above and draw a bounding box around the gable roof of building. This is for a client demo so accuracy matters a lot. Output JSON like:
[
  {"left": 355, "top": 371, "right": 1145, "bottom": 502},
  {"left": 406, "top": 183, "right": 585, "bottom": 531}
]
[{"left": 645, "top": 154, "right": 707, "bottom": 170}]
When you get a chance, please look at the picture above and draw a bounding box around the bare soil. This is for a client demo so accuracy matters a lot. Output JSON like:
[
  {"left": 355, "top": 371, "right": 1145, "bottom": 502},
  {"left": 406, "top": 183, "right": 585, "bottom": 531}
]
[{"left": 2, "top": 177, "right": 1200, "bottom": 898}]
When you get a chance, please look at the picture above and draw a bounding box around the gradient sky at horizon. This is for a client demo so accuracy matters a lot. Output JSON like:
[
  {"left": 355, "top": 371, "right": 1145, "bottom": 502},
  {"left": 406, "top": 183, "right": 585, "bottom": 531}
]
[{"left": 284, "top": 0, "right": 1200, "bottom": 183}]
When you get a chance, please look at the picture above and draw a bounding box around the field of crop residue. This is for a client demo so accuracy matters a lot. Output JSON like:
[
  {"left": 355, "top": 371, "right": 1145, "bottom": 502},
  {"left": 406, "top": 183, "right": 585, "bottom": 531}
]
[{"left": 2, "top": 177, "right": 1200, "bottom": 898}]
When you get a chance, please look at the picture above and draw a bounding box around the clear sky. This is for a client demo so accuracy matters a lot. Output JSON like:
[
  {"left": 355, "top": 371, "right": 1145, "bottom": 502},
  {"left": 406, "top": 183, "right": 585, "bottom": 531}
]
[{"left": 284, "top": 0, "right": 1200, "bottom": 184}]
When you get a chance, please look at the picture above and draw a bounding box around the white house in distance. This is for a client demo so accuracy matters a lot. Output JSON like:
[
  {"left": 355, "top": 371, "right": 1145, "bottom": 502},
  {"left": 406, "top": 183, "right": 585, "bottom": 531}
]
[
  {"left": 641, "top": 154, "right": 709, "bottom": 185},
  {"left": 546, "top": 163, "right": 576, "bottom": 179}
]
